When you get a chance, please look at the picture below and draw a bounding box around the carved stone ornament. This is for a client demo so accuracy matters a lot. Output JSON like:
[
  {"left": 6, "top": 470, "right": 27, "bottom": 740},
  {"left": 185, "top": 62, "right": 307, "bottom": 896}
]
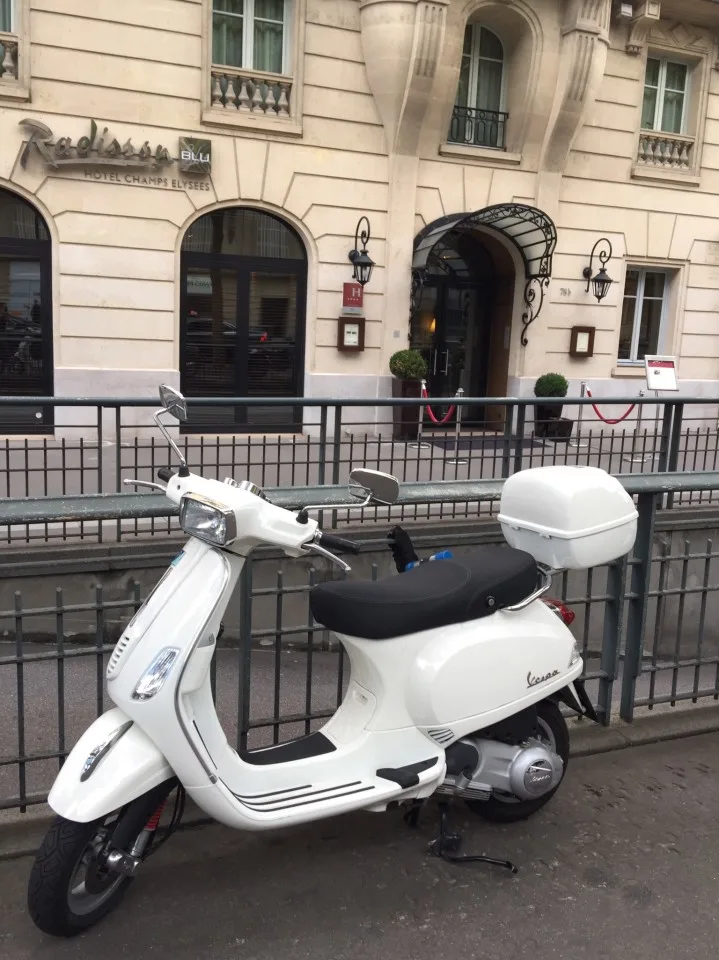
[
  {"left": 648, "top": 19, "right": 712, "bottom": 55},
  {"left": 541, "top": 0, "right": 612, "bottom": 173},
  {"left": 626, "top": 1, "right": 661, "bottom": 56}
]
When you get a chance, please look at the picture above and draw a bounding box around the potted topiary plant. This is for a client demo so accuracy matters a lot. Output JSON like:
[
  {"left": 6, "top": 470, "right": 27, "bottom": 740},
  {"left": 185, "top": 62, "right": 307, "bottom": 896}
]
[
  {"left": 533, "top": 373, "right": 571, "bottom": 440},
  {"left": 389, "top": 349, "right": 427, "bottom": 440}
]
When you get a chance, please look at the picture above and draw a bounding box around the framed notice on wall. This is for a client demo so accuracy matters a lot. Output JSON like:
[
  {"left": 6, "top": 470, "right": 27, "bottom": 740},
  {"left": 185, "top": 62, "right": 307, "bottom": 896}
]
[
  {"left": 644, "top": 356, "right": 679, "bottom": 392},
  {"left": 337, "top": 316, "right": 365, "bottom": 352}
]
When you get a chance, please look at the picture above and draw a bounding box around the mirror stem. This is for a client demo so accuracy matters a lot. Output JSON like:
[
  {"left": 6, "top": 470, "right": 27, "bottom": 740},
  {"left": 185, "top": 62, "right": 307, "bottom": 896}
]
[{"left": 153, "top": 409, "right": 189, "bottom": 473}]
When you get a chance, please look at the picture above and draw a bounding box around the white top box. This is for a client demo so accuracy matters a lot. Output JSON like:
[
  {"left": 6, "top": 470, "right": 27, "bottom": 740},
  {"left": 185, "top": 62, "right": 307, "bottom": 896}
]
[{"left": 498, "top": 466, "right": 638, "bottom": 571}]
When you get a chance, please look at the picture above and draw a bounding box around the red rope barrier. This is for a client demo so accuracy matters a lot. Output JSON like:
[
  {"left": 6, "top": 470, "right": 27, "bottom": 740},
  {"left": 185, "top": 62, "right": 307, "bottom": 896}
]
[
  {"left": 585, "top": 387, "right": 636, "bottom": 425},
  {"left": 421, "top": 386, "right": 456, "bottom": 425}
]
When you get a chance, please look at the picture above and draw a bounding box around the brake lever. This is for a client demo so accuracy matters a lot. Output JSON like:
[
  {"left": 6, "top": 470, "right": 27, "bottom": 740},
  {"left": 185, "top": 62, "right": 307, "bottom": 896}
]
[
  {"left": 302, "top": 543, "right": 351, "bottom": 574},
  {"left": 123, "top": 479, "right": 167, "bottom": 492}
]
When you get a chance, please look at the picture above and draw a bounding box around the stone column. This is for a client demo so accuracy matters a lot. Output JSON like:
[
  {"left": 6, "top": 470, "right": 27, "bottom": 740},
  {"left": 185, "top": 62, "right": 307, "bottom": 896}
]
[
  {"left": 359, "top": 0, "right": 450, "bottom": 376},
  {"left": 538, "top": 0, "right": 612, "bottom": 216}
]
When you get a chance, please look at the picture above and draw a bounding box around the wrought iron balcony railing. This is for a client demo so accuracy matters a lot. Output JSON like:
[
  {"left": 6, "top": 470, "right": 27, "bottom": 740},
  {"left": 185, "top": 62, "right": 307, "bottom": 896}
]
[{"left": 448, "top": 106, "right": 508, "bottom": 150}]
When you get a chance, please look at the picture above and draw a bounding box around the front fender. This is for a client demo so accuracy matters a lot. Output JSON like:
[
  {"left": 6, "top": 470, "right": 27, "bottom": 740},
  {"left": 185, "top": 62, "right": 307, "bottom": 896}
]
[{"left": 48, "top": 708, "right": 174, "bottom": 823}]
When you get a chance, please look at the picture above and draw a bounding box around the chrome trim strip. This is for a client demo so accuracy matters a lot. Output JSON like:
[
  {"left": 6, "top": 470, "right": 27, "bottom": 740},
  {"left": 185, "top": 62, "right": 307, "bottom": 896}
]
[{"left": 80, "top": 720, "right": 134, "bottom": 782}]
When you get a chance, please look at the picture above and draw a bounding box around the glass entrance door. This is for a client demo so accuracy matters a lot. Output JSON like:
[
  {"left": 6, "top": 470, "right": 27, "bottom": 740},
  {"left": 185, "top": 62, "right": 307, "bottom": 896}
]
[
  {"left": 0, "top": 247, "right": 53, "bottom": 432},
  {"left": 411, "top": 280, "right": 488, "bottom": 423},
  {"left": 180, "top": 255, "right": 305, "bottom": 431},
  {"left": 0, "top": 189, "right": 53, "bottom": 434}
]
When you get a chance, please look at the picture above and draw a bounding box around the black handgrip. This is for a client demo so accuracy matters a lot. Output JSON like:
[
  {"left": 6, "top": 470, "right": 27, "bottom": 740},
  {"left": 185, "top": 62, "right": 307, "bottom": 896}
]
[
  {"left": 318, "top": 532, "right": 361, "bottom": 555},
  {"left": 157, "top": 467, "right": 173, "bottom": 483}
]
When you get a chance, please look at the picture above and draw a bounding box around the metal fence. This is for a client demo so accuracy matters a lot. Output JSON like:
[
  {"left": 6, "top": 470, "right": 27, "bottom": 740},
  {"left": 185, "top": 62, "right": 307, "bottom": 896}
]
[
  {"left": 1, "top": 472, "right": 718, "bottom": 813},
  {"left": 1, "top": 392, "right": 719, "bottom": 544}
]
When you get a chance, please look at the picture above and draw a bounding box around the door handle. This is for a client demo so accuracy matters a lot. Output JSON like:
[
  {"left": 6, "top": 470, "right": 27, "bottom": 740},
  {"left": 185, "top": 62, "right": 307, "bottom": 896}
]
[
  {"left": 432, "top": 350, "right": 438, "bottom": 375},
  {"left": 442, "top": 351, "right": 449, "bottom": 375}
]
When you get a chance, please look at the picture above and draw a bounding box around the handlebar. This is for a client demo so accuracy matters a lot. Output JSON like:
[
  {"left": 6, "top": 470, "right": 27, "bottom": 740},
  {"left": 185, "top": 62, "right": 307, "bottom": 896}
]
[
  {"left": 316, "top": 531, "right": 361, "bottom": 555},
  {"left": 157, "top": 467, "right": 173, "bottom": 483}
]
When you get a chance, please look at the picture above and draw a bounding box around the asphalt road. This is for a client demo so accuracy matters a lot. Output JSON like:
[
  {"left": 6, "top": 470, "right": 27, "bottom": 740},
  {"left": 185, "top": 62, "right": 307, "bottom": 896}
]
[{"left": 1, "top": 733, "right": 717, "bottom": 959}]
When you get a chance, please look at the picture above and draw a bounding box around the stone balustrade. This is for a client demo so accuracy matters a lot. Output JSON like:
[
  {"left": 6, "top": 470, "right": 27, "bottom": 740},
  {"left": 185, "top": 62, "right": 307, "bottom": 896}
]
[
  {"left": 0, "top": 34, "right": 19, "bottom": 82},
  {"left": 636, "top": 131, "right": 695, "bottom": 170},
  {"left": 210, "top": 66, "right": 292, "bottom": 119}
]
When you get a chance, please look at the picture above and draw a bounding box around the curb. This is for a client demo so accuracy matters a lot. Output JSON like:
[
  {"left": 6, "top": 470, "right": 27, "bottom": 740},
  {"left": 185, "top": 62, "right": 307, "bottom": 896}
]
[
  {"left": 2, "top": 705, "right": 718, "bottom": 864},
  {"left": 568, "top": 702, "right": 719, "bottom": 757}
]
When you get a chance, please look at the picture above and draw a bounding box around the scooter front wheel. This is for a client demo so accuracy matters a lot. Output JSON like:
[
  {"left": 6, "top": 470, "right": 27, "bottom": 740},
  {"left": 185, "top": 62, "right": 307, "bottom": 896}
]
[{"left": 28, "top": 782, "right": 176, "bottom": 937}]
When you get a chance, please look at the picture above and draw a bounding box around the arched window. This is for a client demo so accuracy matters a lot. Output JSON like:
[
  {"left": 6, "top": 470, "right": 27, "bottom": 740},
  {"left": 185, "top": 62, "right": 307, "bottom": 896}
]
[
  {"left": 0, "top": 188, "right": 53, "bottom": 432},
  {"left": 450, "top": 25, "right": 506, "bottom": 150},
  {"left": 180, "top": 207, "right": 307, "bottom": 432}
]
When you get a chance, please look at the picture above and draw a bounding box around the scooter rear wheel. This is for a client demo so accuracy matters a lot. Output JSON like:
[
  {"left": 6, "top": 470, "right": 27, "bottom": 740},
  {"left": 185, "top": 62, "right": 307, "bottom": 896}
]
[
  {"left": 465, "top": 700, "right": 570, "bottom": 824},
  {"left": 28, "top": 783, "right": 175, "bottom": 937}
]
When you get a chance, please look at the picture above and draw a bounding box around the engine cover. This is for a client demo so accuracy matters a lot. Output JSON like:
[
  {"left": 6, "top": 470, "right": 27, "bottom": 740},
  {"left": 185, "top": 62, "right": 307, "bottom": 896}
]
[
  {"left": 441, "top": 737, "right": 564, "bottom": 802},
  {"left": 508, "top": 741, "right": 563, "bottom": 799}
]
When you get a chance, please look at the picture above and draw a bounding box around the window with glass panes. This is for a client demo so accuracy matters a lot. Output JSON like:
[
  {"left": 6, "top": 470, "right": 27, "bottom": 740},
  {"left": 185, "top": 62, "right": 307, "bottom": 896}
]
[
  {"left": 212, "top": 0, "right": 288, "bottom": 75},
  {"left": 0, "top": 0, "right": 13, "bottom": 33},
  {"left": 457, "top": 25, "right": 504, "bottom": 115},
  {"left": 618, "top": 269, "right": 668, "bottom": 363},
  {"left": 642, "top": 58, "right": 688, "bottom": 134},
  {"left": 452, "top": 25, "right": 505, "bottom": 148}
]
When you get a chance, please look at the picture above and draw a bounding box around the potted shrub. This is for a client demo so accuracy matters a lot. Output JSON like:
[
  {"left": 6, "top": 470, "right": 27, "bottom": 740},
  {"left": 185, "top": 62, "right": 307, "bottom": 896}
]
[
  {"left": 389, "top": 349, "right": 427, "bottom": 440},
  {"left": 533, "top": 373, "right": 572, "bottom": 440}
]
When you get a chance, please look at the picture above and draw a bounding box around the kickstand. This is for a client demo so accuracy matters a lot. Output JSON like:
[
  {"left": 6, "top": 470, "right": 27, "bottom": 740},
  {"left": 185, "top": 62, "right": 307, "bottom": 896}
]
[
  {"left": 428, "top": 802, "right": 518, "bottom": 874},
  {"left": 403, "top": 800, "right": 423, "bottom": 829}
]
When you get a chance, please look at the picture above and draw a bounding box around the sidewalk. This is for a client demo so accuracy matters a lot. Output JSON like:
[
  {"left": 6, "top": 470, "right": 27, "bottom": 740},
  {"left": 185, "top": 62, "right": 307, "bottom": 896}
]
[{"left": 1, "top": 732, "right": 717, "bottom": 960}]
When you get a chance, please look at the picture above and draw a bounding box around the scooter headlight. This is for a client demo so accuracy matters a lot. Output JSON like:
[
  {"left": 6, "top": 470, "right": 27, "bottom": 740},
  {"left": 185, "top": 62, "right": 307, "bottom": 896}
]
[
  {"left": 180, "top": 494, "right": 237, "bottom": 546},
  {"left": 132, "top": 647, "right": 181, "bottom": 700}
]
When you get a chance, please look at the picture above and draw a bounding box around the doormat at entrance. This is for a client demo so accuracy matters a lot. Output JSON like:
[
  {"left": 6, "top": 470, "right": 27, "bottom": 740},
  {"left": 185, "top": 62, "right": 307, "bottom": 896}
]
[{"left": 428, "top": 436, "right": 543, "bottom": 452}]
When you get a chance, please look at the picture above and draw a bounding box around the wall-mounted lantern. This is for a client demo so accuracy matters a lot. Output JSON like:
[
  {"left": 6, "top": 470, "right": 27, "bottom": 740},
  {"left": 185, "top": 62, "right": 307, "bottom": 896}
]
[
  {"left": 583, "top": 238, "right": 614, "bottom": 302},
  {"left": 348, "top": 216, "right": 375, "bottom": 287}
]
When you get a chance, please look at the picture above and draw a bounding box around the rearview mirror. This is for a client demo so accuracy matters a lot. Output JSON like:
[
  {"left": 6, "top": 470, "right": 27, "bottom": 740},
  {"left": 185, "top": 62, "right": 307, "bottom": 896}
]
[
  {"left": 348, "top": 468, "right": 400, "bottom": 506},
  {"left": 159, "top": 384, "right": 188, "bottom": 423}
]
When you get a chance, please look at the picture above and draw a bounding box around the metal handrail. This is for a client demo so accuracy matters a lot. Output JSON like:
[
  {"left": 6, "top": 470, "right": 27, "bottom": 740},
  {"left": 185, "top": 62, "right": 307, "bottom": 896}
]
[
  {"left": 0, "top": 394, "right": 715, "bottom": 407},
  {"left": 2, "top": 472, "right": 718, "bottom": 527}
]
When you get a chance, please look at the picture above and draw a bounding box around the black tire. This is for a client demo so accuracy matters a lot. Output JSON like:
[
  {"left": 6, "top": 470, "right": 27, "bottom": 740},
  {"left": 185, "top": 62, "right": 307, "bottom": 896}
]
[
  {"left": 28, "top": 784, "right": 174, "bottom": 938},
  {"left": 465, "top": 700, "right": 570, "bottom": 824}
]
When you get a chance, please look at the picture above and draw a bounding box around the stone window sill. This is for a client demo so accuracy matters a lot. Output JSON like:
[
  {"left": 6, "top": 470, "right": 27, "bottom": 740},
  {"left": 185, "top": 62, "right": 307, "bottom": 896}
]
[
  {"left": 439, "top": 142, "right": 522, "bottom": 165},
  {"left": 201, "top": 108, "right": 302, "bottom": 138},
  {"left": 0, "top": 81, "right": 30, "bottom": 102},
  {"left": 631, "top": 164, "right": 700, "bottom": 187}
]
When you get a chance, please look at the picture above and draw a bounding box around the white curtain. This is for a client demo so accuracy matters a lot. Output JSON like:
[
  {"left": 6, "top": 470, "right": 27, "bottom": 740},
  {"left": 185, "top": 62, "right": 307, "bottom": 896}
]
[
  {"left": 253, "top": 0, "right": 284, "bottom": 74},
  {"left": 475, "top": 59, "right": 502, "bottom": 113},
  {"left": 212, "top": 0, "right": 244, "bottom": 67}
]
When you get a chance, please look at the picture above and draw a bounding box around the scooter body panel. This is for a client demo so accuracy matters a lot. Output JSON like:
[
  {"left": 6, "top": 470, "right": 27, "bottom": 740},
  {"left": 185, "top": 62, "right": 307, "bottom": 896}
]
[
  {"left": 48, "top": 708, "right": 173, "bottom": 823},
  {"left": 333, "top": 597, "right": 580, "bottom": 737}
]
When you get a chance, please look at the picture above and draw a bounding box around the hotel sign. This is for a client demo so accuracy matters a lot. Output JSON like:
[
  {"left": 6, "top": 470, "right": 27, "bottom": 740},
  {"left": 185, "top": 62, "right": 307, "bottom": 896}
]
[{"left": 19, "top": 119, "right": 211, "bottom": 175}]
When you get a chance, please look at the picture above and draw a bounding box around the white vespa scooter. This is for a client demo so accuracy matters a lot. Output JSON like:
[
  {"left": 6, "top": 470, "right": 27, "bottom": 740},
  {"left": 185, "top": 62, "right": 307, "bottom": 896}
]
[{"left": 28, "top": 387, "right": 638, "bottom": 937}]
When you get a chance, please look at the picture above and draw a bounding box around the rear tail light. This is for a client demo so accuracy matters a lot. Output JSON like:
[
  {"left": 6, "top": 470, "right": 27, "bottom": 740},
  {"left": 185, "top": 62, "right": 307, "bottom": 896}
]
[{"left": 542, "top": 598, "right": 576, "bottom": 626}]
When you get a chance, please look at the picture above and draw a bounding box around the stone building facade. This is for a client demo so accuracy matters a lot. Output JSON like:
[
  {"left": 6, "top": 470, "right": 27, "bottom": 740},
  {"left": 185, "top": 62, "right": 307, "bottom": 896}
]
[{"left": 0, "top": 0, "right": 718, "bottom": 433}]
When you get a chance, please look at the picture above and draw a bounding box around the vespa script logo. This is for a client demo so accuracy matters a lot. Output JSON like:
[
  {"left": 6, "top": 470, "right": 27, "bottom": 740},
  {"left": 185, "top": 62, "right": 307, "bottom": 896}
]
[{"left": 527, "top": 669, "right": 560, "bottom": 689}]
